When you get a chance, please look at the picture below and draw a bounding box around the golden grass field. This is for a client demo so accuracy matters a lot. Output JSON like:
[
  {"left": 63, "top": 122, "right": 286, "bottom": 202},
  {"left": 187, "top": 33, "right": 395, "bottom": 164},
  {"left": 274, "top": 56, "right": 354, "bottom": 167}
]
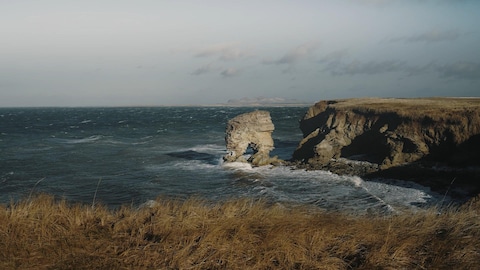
[
  {"left": 328, "top": 97, "right": 480, "bottom": 121},
  {"left": 1, "top": 194, "right": 479, "bottom": 269}
]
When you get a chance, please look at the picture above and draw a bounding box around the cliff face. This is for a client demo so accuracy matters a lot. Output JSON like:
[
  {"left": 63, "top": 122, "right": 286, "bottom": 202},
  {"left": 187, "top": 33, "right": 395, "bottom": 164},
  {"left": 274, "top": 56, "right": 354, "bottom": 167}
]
[{"left": 293, "top": 98, "right": 480, "bottom": 170}]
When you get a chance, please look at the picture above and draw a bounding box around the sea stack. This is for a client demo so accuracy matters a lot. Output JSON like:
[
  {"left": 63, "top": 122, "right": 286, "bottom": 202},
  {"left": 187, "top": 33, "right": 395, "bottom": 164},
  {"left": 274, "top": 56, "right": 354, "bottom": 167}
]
[{"left": 224, "top": 110, "right": 279, "bottom": 166}]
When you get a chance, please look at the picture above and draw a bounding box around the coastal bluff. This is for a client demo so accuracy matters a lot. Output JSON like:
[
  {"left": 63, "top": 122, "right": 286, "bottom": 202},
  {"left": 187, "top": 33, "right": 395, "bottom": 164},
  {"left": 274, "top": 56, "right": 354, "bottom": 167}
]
[{"left": 292, "top": 98, "right": 480, "bottom": 195}]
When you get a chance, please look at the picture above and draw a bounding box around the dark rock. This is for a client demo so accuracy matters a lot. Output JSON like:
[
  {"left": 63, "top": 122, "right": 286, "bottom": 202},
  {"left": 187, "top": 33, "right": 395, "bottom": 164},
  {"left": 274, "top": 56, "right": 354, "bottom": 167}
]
[{"left": 292, "top": 98, "right": 480, "bottom": 197}]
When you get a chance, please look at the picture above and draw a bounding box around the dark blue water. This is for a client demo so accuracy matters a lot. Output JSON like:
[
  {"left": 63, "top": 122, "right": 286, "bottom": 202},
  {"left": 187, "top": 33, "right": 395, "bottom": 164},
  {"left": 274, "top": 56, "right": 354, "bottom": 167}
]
[{"left": 0, "top": 107, "right": 449, "bottom": 213}]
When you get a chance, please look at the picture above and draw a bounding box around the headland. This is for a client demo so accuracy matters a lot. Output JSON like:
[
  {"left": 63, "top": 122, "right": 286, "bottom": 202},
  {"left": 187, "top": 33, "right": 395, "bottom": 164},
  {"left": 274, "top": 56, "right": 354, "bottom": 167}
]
[{"left": 291, "top": 97, "right": 480, "bottom": 199}]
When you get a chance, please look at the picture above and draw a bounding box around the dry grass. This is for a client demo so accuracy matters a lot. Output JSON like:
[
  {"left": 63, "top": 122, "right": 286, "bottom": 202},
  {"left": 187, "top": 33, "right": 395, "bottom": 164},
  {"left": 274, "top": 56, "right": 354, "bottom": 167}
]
[
  {"left": 327, "top": 97, "right": 480, "bottom": 120},
  {"left": 1, "top": 194, "right": 479, "bottom": 269}
]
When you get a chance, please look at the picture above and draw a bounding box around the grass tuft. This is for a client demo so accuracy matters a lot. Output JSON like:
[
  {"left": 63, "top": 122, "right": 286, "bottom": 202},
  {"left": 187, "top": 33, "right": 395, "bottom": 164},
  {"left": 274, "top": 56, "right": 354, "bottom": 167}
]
[{"left": 1, "top": 194, "right": 479, "bottom": 269}]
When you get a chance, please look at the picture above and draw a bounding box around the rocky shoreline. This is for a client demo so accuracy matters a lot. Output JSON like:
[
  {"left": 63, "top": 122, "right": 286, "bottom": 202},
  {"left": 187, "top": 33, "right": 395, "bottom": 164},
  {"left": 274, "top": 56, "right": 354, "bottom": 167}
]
[
  {"left": 290, "top": 97, "right": 480, "bottom": 200},
  {"left": 224, "top": 97, "right": 480, "bottom": 201},
  {"left": 289, "top": 158, "right": 480, "bottom": 201}
]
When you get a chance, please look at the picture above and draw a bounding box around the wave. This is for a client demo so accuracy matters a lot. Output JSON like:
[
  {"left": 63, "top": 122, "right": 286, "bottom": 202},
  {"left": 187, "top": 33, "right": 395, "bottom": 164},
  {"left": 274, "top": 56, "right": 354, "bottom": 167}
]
[
  {"left": 51, "top": 135, "right": 156, "bottom": 146},
  {"left": 218, "top": 163, "right": 448, "bottom": 213},
  {"left": 222, "top": 161, "right": 253, "bottom": 171},
  {"left": 1, "top": 171, "right": 15, "bottom": 183},
  {"left": 131, "top": 136, "right": 155, "bottom": 145},
  {"left": 144, "top": 159, "right": 220, "bottom": 174},
  {"left": 188, "top": 144, "right": 225, "bottom": 154},
  {"left": 175, "top": 158, "right": 425, "bottom": 213},
  {"left": 167, "top": 150, "right": 220, "bottom": 165},
  {"left": 162, "top": 144, "right": 226, "bottom": 165},
  {"left": 54, "top": 135, "right": 103, "bottom": 144},
  {"left": 361, "top": 179, "right": 446, "bottom": 210},
  {"left": 23, "top": 146, "right": 53, "bottom": 152}
]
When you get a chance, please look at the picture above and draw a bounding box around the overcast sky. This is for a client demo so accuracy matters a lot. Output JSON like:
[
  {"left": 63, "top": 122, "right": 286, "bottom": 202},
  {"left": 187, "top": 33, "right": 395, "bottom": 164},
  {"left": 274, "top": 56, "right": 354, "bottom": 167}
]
[{"left": 1, "top": 0, "right": 479, "bottom": 107}]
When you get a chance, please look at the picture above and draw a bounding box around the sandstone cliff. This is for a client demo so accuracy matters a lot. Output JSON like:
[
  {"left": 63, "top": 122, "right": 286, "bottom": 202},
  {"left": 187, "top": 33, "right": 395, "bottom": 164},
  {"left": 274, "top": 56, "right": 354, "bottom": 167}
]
[
  {"left": 224, "top": 110, "right": 280, "bottom": 166},
  {"left": 292, "top": 98, "right": 480, "bottom": 194}
]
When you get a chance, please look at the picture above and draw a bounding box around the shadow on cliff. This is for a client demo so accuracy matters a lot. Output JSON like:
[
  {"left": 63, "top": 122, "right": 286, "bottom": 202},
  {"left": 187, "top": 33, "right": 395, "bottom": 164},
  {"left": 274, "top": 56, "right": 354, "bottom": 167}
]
[
  {"left": 364, "top": 134, "right": 480, "bottom": 200},
  {"left": 292, "top": 108, "right": 331, "bottom": 161},
  {"left": 298, "top": 106, "right": 335, "bottom": 136},
  {"left": 293, "top": 107, "right": 403, "bottom": 164},
  {"left": 340, "top": 130, "right": 391, "bottom": 164}
]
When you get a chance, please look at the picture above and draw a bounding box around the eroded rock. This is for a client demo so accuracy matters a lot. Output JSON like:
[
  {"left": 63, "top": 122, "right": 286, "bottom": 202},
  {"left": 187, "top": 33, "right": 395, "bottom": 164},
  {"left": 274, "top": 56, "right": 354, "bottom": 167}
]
[
  {"left": 293, "top": 98, "right": 480, "bottom": 170},
  {"left": 224, "top": 111, "right": 280, "bottom": 166},
  {"left": 292, "top": 98, "right": 480, "bottom": 197}
]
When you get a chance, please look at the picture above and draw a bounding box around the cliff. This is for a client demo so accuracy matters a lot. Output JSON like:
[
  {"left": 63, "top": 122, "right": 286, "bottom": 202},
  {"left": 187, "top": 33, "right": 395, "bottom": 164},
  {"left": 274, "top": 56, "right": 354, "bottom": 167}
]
[{"left": 293, "top": 98, "right": 480, "bottom": 195}]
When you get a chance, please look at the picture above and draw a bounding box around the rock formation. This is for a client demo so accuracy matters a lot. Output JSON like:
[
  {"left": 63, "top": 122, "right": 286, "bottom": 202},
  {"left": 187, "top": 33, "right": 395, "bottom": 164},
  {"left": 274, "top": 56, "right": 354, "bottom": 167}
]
[
  {"left": 224, "top": 110, "right": 279, "bottom": 166},
  {"left": 293, "top": 98, "right": 480, "bottom": 172}
]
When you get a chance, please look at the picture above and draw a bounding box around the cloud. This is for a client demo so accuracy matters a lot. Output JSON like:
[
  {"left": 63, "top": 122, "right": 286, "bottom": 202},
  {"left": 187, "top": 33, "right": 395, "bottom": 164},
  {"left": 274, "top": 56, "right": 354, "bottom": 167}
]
[
  {"left": 350, "top": 0, "right": 475, "bottom": 6},
  {"left": 389, "top": 29, "right": 461, "bottom": 44},
  {"left": 319, "top": 49, "right": 349, "bottom": 64},
  {"left": 264, "top": 41, "right": 321, "bottom": 66},
  {"left": 193, "top": 44, "right": 247, "bottom": 77},
  {"left": 402, "top": 62, "right": 436, "bottom": 76},
  {"left": 349, "top": 0, "right": 395, "bottom": 6},
  {"left": 191, "top": 63, "right": 217, "bottom": 76},
  {"left": 191, "top": 64, "right": 241, "bottom": 78},
  {"left": 326, "top": 60, "right": 406, "bottom": 76},
  {"left": 435, "top": 61, "right": 480, "bottom": 80},
  {"left": 321, "top": 57, "right": 480, "bottom": 81},
  {"left": 318, "top": 49, "right": 350, "bottom": 71},
  {"left": 220, "top": 67, "right": 239, "bottom": 78},
  {"left": 194, "top": 44, "right": 251, "bottom": 61}
]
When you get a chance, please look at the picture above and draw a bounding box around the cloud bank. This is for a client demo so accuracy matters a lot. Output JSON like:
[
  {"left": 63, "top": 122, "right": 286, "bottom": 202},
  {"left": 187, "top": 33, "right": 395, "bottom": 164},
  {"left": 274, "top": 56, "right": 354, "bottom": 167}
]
[
  {"left": 194, "top": 44, "right": 252, "bottom": 61},
  {"left": 321, "top": 57, "right": 480, "bottom": 81},
  {"left": 389, "top": 29, "right": 462, "bottom": 44},
  {"left": 264, "top": 42, "right": 321, "bottom": 66}
]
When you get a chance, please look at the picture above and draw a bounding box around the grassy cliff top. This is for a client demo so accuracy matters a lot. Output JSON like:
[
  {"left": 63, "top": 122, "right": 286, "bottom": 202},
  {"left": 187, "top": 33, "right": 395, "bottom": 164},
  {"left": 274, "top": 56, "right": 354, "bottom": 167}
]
[
  {"left": 316, "top": 97, "right": 480, "bottom": 120},
  {"left": 331, "top": 97, "right": 479, "bottom": 111}
]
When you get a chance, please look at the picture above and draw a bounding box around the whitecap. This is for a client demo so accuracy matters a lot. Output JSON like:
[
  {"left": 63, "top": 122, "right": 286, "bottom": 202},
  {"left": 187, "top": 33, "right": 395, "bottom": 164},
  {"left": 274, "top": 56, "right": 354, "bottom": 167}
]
[
  {"left": 27, "top": 146, "right": 53, "bottom": 152},
  {"left": 146, "top": 159, "right": 219, "bottom": 173},
  {"left": 1, "top": 172, "right": 14, "bottom": 183},
  {"left": 57, "top": 135, "right": 103, "bottom": 144},
  {"left": 80, "top": 120, "right": 92, "bottom": 124},
  {"left": 172, "top": 160, "right": 217, "bottom": 170},
  {"left": 103, "top": 139, "right": 127, "bottom": 145},
  {"left": 139, "top": 200, "right": 160, "bottom": 209},
  {"left": 222, "top": 162, "right": 253, "bottom": 171},
  {"left": 359, "top": 178, "right": 447, "bottom": 211},
  {"left": 350, "top": 176, "right": 364, "bottom": 188},
  {"left": 215, "top": 157, "right": 224, "bottom": 166},
  {"left": 225, "top": 165, "right": 445, "bottom": 213},
  {"left": 181, "top": 144, "right": 226, "bottom": 155}
]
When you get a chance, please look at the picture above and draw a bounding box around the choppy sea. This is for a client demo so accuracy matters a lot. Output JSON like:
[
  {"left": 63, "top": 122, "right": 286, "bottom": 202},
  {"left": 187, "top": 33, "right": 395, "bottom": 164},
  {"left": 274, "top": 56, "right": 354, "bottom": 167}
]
[{"left": 0, "top": 107, "right": 451, "bottom": 214}]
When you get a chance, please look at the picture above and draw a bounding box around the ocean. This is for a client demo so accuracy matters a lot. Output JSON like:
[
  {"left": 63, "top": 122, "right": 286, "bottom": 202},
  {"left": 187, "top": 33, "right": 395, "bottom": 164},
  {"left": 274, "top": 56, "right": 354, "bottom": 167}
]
[{"left": 0, "top": 106, "right": 450, "bottom": 214}]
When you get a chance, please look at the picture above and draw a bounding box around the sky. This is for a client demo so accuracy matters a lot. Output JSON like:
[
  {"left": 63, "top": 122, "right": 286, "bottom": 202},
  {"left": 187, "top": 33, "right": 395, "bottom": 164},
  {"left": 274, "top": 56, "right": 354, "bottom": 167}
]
[{"left": 1, "top": 0, "right": 479, "bottom": 107}]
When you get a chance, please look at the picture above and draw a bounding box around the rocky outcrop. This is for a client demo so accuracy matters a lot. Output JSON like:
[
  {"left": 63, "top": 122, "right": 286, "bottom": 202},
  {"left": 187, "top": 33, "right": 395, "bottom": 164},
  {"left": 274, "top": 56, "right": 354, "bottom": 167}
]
[
  {"left": 224, "top": 110, "right": 280, "bottom": 166},
  {"left": 293, "top": 98, "right": 480, "bottom": 172}
]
